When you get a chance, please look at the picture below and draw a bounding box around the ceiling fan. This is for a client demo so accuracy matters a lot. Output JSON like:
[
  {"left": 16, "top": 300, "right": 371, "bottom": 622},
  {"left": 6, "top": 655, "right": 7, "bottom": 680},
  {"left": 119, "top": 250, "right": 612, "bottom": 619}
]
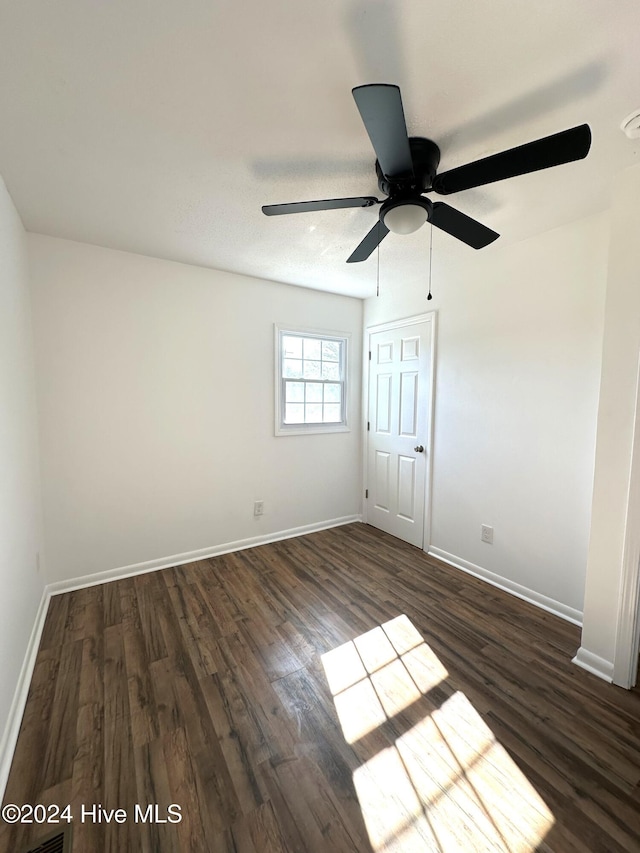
[{"left": 262, "top": 84, "right": 592, "bottom": 262}]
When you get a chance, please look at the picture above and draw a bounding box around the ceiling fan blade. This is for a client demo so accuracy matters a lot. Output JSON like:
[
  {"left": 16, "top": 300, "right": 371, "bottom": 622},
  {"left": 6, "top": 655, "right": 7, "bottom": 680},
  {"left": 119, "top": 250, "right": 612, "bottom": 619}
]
[
  {"left": 262, "top": 196, "right": 379, "bottom": 216},
  {"left": 352, "top": 84, "right": 414, "bottom": 179},
  {"left": 347, "top": 221, "right": 390, "bottom": 263},
  {"left": 432, "top": 124, "right": 591, "bottom": 195},
  {"left": 430, "top": 202, "right": 499, "bottom": 249}
]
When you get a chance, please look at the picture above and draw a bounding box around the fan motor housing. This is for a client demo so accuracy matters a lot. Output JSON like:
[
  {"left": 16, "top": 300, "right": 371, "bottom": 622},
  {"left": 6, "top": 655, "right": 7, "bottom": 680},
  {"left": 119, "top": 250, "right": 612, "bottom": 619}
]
[{"left": 376, "top": 137, "right": 441, "bottom": 196}]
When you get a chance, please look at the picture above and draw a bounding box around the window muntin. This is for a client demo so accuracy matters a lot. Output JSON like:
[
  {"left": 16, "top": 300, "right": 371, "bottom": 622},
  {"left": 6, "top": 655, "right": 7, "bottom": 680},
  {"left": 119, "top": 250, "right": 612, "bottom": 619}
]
[{"left": 276, "top": 328, "right": 348, "bottom": 434}]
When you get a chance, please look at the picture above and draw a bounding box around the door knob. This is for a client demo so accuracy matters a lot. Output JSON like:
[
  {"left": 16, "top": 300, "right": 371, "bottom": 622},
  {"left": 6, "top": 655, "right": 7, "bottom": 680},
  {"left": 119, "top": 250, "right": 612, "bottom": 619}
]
[{"left": 414, "top": 445, "right": 424, "bottom": 453}]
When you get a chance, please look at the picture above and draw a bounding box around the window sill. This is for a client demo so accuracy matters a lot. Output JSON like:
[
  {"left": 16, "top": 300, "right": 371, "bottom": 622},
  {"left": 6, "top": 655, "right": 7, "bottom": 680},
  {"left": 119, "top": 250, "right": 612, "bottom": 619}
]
[{"left": 275, "top": 424, "right": 351, "bottom": 437}]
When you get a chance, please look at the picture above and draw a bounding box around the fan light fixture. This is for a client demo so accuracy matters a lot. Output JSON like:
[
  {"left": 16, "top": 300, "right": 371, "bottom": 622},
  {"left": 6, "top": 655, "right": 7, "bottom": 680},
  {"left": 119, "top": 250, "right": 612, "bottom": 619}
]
[{"left": 382, "top": 203, "right": 429, "bottom": 234}]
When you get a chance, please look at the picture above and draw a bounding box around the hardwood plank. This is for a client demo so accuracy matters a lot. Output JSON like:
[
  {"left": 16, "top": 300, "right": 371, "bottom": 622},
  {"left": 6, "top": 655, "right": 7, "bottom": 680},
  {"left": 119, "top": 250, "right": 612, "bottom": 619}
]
[
  {"left": 167, "top": 669, "right": 242, "bottom": 836},
  {"left": 70, "top": 633, "right": 105, "bottom": 853},
  {"left": 197, "top": 672, "right": 265, "bottom": 815},
  {"left": 103, "top": 580, "right": 122, "bottom": 628},
  {"left": 102, "top": 623, "right": 138, "bottom": 853},
  {"left": 41, "top": 638, "right": 83, "bottom": 788},
  {"left": 258, "top": 754, "right": 368, "bottom": 853},
  {"left": 63, "top": 585, "right": 104, "bottom": 643},
  {"left": 120, "top": 578, "right": 160, "bottom": 747},
  {"left": 161, "top": 727, "right": 210, "bottom": 853},
  {"left": 133, "top": 572, "right": 169, "bottom": 662},
  {"left": 134, "top": 738, "right": 180, "bottom": 853},
  {"left": 198, "top": 553, "right": 249, "bottom": 626},
  {"left": 212, "top": 630, "right": 298, "bottom": 765},
  {"left": 238, "top": 610, "right": 307, "bottom": 682},
  {"left": 235, "top": 799, "right": 294, "bottom": 853},
  {"left": 38, "top": 593, "right": 70, "bottom": 650},
  {"left": 163, "top": 568, "right": 220, "bottom": 676}
]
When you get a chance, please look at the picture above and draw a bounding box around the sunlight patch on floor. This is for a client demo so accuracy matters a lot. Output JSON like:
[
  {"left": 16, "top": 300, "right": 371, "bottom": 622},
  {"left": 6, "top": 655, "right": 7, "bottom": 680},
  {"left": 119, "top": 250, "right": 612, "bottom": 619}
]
[
  {"left": 322, "top": 615, "right": 448, "bottom": 744},
  {"left": 321, "top": 615, "right": 555, "bottom": 852}
]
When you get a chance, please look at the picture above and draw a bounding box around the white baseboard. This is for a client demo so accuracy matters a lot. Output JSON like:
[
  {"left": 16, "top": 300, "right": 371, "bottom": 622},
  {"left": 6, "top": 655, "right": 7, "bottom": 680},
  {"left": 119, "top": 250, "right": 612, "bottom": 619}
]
[
  {"left": 47, "top": 514, "right": 362, "bottom": 596},
  {"left": 572, "top": 646, "right": 614, "bottom": 682},
  {"left": 0, "top": 587, "right": 51, "bottom": 803},
  {"left": 427, "top": 546, "right": 583, "bottom": 626}
]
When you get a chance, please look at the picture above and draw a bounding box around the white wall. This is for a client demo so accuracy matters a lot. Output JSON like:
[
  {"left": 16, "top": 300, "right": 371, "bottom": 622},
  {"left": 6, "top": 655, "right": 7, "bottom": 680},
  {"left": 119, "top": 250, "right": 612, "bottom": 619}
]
[
  {"left": 0, "top": 179, "right": 44, "bottom": 762},
  {"left": 365, "top": 211, "right": 608, "bottom": 616},
  {"left": 28, "top": 235, "right": 363, "bottom": 584}
]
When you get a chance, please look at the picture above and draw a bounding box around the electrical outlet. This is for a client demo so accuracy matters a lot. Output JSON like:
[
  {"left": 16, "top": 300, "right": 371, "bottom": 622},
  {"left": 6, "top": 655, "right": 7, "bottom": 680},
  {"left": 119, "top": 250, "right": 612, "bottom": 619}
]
[
  {"left": 254, "top": 500, "right": 264, "bottom": 517},
  {"left": 481, "top": 525, "right": 493, "bottom": 544}
]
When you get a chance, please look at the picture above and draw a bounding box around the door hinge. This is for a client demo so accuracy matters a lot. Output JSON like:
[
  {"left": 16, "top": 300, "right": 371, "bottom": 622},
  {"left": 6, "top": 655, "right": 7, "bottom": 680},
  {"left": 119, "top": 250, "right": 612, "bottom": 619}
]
[
  {"left": 369, "top": 351, "right": 371, "bottom": 360},
  {"left": 367, "top": 421, "right": 370, "bottom": 431},
  {"left": 365, "top": 489, "right": 368, "bottom": 499}
]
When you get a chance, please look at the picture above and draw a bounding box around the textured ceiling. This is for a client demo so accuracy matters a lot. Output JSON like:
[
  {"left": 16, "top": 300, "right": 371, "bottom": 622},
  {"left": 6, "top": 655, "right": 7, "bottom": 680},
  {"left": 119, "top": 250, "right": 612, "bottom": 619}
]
[{"left": 0, "top": 0, "right": 639, "bottom": 297}]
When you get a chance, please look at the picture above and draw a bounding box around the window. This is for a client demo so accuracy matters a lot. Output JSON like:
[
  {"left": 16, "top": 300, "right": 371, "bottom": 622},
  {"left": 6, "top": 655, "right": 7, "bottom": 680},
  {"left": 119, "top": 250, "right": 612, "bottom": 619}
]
[{"left": 275, "top": 326, "right": 349, "bottom": 435}]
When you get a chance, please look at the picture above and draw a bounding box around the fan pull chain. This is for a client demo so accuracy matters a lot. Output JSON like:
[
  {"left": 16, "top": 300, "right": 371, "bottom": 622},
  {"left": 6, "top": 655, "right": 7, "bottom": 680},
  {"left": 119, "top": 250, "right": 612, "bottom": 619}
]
[
  {"left": 376, "top": 222, "right": 380, "bottom": 297},
  {"left": 427, "top": 223, "right": 433, "bottom": 301}
]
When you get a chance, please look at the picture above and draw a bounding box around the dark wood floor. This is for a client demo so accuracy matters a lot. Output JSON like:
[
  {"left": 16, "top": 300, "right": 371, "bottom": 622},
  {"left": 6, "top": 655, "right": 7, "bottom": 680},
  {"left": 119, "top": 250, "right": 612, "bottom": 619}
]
[{"left": 2, "top": 523, "right": 640, "bottom": 852}]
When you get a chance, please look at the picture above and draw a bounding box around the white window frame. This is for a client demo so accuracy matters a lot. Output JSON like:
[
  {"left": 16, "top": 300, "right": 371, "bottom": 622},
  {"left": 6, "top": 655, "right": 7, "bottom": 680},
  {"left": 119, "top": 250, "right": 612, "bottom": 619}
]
[{"left": 275, "top": 325, "right": 350, "bottom": 436}]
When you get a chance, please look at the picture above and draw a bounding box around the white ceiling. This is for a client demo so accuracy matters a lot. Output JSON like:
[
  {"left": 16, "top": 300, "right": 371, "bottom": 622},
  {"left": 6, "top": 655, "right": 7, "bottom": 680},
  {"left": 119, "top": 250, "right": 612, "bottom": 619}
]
[{"left": 1, "top": 0, "right": 639, "bottom": 298}]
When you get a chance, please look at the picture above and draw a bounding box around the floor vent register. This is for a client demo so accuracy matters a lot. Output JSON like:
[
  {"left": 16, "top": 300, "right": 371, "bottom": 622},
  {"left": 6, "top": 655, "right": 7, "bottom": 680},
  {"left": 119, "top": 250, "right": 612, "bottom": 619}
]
[{"left": 21, "top": 825, "right": 72, "bottom": 853}]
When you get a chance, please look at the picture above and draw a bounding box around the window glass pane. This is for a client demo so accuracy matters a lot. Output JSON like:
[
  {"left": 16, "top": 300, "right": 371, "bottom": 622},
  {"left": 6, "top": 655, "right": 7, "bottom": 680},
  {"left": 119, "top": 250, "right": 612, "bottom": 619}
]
[
  {"left": 285, "top": 381, "right": 304, "bottom": 402},
  {"left": 322, "top": 340, "right": 340, "bottom": 362},
  {"left": 324, "top": 383, "right": 341, "bottom": 403},
  {"left": 282, "top": 336, "right": 303, "bottom": 359},
  {"left": 278, "top": 329, "right": 347, "bottom": 432},
  {"left": 285, "top": 403, "right": 304, "bottom": 423},
  {"left": 303, "top": 338, "right": 321, "bottom": 360},
  {"left": 305, "top": 383, "right": 323, "bottom": 402},
  {"left": 324, "top": 403, "right": 342, "bottom": 422},
  {"left": 283, "top": 358, "right": 303, "bottom": 378},
  {"left": 303, "top": 359, "right": 321, "bottom": 379},
  {"left": 322, "top": 361, "right": 340, "bottom": 380},
  {"left": 305, "top": 403, "right": 323, "bottom": 423}
]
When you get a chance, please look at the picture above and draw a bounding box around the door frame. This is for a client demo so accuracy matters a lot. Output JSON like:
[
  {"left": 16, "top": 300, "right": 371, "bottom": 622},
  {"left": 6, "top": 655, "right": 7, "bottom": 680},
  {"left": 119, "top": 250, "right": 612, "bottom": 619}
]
[
  {"left": 613, "top": 352, "right": 640, "bottom": 688},
  {"left": 363, "top": 312, "right": 437, "bottom": 551}
]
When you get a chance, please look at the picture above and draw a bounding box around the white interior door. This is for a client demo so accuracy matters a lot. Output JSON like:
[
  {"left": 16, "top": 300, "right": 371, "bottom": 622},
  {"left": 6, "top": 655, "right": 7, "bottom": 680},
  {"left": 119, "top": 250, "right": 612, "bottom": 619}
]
[{"left": 366, "top": 316, "right": 434, "bottom": 548}]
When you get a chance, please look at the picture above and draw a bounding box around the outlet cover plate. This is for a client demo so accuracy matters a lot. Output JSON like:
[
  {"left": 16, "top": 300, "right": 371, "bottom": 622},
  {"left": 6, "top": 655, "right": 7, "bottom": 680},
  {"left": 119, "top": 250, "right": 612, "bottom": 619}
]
[{"left": 481, "top": 524, "right": 494, "bottom": 544}]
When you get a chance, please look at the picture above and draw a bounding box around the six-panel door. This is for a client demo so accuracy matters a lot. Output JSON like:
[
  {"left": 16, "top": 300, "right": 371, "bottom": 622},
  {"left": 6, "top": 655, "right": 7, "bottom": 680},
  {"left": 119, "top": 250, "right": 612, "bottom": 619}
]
[{"left": 367, "top": 319, "right": 432, "bottom": 547}]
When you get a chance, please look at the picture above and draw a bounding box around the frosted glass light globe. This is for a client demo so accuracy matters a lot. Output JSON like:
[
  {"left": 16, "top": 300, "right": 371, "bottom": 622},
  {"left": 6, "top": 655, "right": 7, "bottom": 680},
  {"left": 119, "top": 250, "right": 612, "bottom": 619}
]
[{"left": 382, "top": 203, "right": 429, "bottom": 234}]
